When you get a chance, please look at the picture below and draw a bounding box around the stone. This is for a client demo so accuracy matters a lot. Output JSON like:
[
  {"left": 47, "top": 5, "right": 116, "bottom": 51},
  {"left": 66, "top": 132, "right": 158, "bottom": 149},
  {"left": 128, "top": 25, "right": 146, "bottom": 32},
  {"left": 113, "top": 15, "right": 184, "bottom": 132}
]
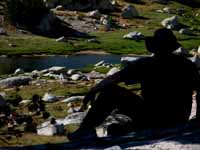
[
  {"left": 161, "top": 16, "right": 180, "bottom": 30},
  {"left": 48, "top": 66, "right": 66, "bottom": 74},
  {"left": 67, "top": 69, "right": 78, "bottom": 75},
  {"left": 59, "top": 112, "right": 87, "bottom": 125},
  {"left": 59, "top": 73, "right": 68, "bottom": 81},
  {"left": 87, "top": 10, "right": 101, "bottom": 19},
  {"left": 123, "top": 31, "right": 144, "bottom": 40},
  {"left": 179, "top": 28, "right": 194, "bottom": 35},
  {"left": 95, "top": 60, "right": 105, "bottom": 67},
  {"left": 71, "top": 74, "right": 82, "bottom": 81},
  {"left": 55, "top": 5, "right": 64, "bottom": 11},
  {"left": 106, "top": 67, "right": 120, "bottom": 76},
  {"left": 19, "top": 100, "right": 31, "bottom": 105},
  {"left": 14, "top": 68, "right": 24, "bottom": 75},
  {"left": 0, "top": 27, "right": 7, "bottom": 35},
  {"left": 56, "top": 36, "right": 66, "bottom": 42},
  {"left": 163, "top": 7, "right": 172, "bottom": 13},
  {"left": 86, "top": 70, "right": 106, "bottom": 80},
  {"left": 42, "top": 92, "right": 57, "bottom": 102},
  {"left": 0, "top": 76, "right": 32, "bottom": 88},
  {"left": 121, "top": 5, "right": 139, "bottom": 19},
  {"left": 61, "top": 96, "right": 85, "bottom": 103},
  {"left": 37, "top": 123, "right": 64, "bottom": 136},
  {"left": 173, "top": 47, "right": 188, "bottom": 56}
]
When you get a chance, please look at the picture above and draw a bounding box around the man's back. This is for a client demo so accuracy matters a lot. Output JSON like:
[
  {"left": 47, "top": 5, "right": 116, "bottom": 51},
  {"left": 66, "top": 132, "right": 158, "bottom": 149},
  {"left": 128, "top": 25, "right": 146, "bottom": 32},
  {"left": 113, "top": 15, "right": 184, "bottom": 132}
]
[{"left": 121, "top": 54, "right": 200, "bottom": 126}]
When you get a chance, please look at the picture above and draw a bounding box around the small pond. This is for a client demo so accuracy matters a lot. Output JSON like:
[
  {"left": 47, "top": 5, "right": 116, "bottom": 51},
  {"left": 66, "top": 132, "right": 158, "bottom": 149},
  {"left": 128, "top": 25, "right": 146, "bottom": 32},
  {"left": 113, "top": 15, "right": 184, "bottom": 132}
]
[{"left": 0, "top": 54, "right": 123, "bottom": 75}]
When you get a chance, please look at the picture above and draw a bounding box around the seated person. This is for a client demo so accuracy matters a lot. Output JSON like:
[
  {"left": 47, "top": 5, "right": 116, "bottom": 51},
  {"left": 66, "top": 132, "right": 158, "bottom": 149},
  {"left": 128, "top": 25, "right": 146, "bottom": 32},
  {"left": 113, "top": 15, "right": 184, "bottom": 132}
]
[{"left": 68, "top": 28, "right": 200, "bottom": 140}]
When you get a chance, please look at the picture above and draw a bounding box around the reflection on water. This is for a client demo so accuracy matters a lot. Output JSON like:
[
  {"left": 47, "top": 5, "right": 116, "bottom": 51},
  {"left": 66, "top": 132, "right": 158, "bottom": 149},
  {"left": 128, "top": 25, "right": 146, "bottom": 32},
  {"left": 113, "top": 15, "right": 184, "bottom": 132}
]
[{"left": 0, "top": 55, "right": 122, "bottom": 74}]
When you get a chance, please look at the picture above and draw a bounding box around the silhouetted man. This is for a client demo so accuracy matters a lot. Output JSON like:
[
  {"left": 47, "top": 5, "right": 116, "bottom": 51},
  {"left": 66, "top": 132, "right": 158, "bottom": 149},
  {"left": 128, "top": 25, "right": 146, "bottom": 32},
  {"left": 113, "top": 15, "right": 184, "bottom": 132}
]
[{"left": 69, "top": 28, "right": 200, "bottom": 140}]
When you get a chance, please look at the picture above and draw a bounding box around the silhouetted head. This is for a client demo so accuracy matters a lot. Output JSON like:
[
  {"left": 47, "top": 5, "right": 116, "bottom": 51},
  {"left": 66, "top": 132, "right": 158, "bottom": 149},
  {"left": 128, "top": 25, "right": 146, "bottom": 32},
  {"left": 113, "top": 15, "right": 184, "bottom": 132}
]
[{"left": 145, "top": 28, "right": 181, "bottom": 54}]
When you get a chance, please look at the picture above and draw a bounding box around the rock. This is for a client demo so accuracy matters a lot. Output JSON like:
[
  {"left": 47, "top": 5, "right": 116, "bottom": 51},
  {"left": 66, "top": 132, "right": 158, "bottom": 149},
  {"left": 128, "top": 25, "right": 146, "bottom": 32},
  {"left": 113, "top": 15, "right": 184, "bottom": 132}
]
[
  {"left": 43, "top": 73, "right": 60, "bottom": 79},
  {"left": 121, "top": 5, "right": 139, "bottom": 19},
  {"left": 61, "top": 96, "right": 85, "bottom": 103},
  {"left": 161, "top": 16, "right": 180, "bottom": 30},
  {"left": 37, "top": 123, "right": 64, "bottom": 136},
  {"left": 59, "top": 112, "right": 87, "bottom": 125},
  {"left": 104, "top": 146, "right": 122, "bottom": 150},
  {"left": 163, "top": 7, "right": 172, "bottom": 13},
  {"left": 59, "top": 73, "right": 68, "bottom": 81},
  {"left": 14, "top": 68, "right": 24, "bottom": 75},
  {"left": 95, "top": 60, "right": 105, "bottom": 67},
  {"left": 87, "top": 10, "right": 101, "bottom": 19},
  {"left": 67, "top": 69, "right": 78, "bottom": 75},
  {"left": 173, "top": 47, "right": 188, "bottom": 56},
  {"left": 179, "top": 28, "right": 194, "bottom": 35},
  {"left": 123, "top": 31, "right": 144, "bottom": 40},
  {"left": 0, "top": 95, "right": 6, "bottom": 106},
  {"left": 0, "top": 27, "right": 7, "bottom": 35},
  {"left": 0, "top": 76, "right": 32, "bottom": 88},
  {"left": 70, "top": 74, "right": 82, "bottom": 81},
  {"left": 55, "top": 5, "right": 64, "bottom": 11},
  {"left": 189, "top": 55, "right": 200, "bottom": 69},
  {"left": 198, "top": 46, "right": 200, "bottom": 54},
  {"left": 56, "top": 36, "right": 66, "bottom": 42},
  {"left": 42, "top": 93, "right": 57, "bottom": 102},
  {"left": 19, "top": 100, "right": 31, "bottom": 105},
  {"left": 48, "top": 66, "right": 66, "bottom": 74},
  {"left": 106, "top": 67, "right": 120, "bottom": 76},
  {"left": 86, "top": 70, "right": 106, "bottom": 80}
]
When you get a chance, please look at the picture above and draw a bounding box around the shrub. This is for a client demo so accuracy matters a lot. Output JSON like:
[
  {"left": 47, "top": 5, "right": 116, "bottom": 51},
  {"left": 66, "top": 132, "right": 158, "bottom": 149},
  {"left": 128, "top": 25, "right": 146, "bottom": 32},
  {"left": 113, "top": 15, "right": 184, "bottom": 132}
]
[{"left": 6, "top": 0, "right": 48, "bottom": 29}]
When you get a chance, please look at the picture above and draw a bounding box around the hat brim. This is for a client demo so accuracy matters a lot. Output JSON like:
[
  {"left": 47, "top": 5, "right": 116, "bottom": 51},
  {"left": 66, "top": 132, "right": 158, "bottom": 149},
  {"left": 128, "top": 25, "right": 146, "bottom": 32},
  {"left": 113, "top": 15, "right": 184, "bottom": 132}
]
[{"left": 145, "top": 36, "right": 181, "bottom": 54}]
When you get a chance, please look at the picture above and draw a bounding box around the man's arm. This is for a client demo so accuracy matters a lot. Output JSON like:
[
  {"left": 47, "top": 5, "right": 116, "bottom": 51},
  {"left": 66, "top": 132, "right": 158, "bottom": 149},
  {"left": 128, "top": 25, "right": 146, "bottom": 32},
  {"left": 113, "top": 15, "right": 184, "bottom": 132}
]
[{"left": 82, "top": 71, "right": 122, "bottom": 109}]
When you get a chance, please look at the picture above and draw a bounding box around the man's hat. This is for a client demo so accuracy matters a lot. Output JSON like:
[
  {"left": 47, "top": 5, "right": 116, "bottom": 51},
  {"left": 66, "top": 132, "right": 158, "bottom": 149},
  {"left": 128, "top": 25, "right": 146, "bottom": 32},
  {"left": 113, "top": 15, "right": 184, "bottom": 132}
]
[{"left": 145, "top": 28, "right": 181, "bottom": 54}]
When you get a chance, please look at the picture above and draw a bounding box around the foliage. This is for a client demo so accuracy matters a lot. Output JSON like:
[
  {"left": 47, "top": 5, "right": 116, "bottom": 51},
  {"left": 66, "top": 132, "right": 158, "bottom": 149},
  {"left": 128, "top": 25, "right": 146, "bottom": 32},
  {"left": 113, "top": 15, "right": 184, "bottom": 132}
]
[{"left": 6, "top": 0, "right": 48, "bottom": 29}]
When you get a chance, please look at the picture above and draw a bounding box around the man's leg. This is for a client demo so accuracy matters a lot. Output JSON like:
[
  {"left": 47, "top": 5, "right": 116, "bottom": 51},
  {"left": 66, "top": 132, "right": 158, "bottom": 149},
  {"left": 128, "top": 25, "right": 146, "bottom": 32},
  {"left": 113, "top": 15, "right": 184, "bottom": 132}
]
[{"left": 80, "top": 84, "right": 143, "bottom": 129}]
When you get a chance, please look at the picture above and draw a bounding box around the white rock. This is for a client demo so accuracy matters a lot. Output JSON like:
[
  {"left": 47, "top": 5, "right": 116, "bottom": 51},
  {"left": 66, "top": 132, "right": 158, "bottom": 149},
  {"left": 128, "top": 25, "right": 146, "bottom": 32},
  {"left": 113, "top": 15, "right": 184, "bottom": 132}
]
[
  {"left": 14, "top": 68, "right": 24, "bottom": 75},
  {"left": 61, "top": 96, "right": 85, "bottom": 103},
  {"left": 37, "top": 123, "right": 64, "bottom": 136},
  {"left": 179, "top": 28, "right": 193, "bottom": 35},
  {"left": 106, "top": 67, "right": 120, "bottom": 76},
  {"left": 161, "top": 16, "right": 179, "bottom": 30},
  {"left": 86, "top": 70, "right": 106, "bottom": 79},
  {"left": 173, "top": 47, "right": 188, "bottom": 55},
  {"left": 71, "top": 74, "right": 82, "bottom": 81},
  {"left": 19, "top": 100, "right": 31, "bottom": 105},
  {"left": 121, "top": 5, "right": 139, "bottom": 19},
  {"left": 55, "top": 5, "right": 64, "bottom": 11},
  {"left": 56, "top": 36, "right": 66, "bottom": 42},
  {"left": 163, "top": 7, "right": 171, "bottom": 13},
  {"left": 42, "top": 93, "right": 57, "bottom": 102},
  {"left": 87, "top": 10, "right": 101, "bottom": 19},
  {"left": 123, "top": 31, "right": 144, "bottom": 40},
  {"left": 67, "top": 69, "right": 77, "bottom": 75},
  {"left": 48, "top": 66, "right": 66, "bottom": 74},
  {"left": 95, "top": 60, "right": 105, "bottom": 67}
]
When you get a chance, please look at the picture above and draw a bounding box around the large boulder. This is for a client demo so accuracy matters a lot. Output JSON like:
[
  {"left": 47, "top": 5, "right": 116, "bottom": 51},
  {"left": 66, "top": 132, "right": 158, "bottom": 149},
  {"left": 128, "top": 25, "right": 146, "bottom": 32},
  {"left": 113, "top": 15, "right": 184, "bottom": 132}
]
[
  {"left": 0, "top": 76, "right": 32, "bottom": 88},
  {"left": 121, "top": 5, "right": 139, "bottom": 19},
  {"left": 161, "top": 16, "right": 180, "bottom": 30}
]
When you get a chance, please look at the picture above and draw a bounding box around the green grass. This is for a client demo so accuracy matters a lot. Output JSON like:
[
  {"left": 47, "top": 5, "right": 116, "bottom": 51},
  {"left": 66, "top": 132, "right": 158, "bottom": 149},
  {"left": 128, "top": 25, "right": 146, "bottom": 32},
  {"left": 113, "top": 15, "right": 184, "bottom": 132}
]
[{"left": 0, "top": 1, "right": 199, "bottom": 56}]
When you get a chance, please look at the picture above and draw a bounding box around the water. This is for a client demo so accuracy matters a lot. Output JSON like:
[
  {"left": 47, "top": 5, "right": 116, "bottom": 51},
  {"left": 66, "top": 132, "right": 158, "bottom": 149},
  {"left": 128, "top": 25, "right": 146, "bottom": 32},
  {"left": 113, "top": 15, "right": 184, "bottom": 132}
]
[{"left": 0, "top": 54, "right": 122, "bottom": 74}]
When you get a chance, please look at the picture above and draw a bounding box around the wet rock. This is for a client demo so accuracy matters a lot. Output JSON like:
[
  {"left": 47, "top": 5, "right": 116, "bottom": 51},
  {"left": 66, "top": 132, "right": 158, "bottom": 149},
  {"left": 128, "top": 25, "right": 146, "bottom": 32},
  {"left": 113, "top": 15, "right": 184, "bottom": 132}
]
[
  {"left": 161, "top": 16, "right": 180, "bottom": 30},
  {"left": 0, "top": 76, "right": 32, "bottom": 88},
  {"left": 123, "top": 31, "right": 144, "bottom": 40},
  {"left": 42, "top": 92, "right": 57, "bottom": 102},
  {"left": 61, "top": 96, "right": 85, "bottom": 103},
  {"left": 87, "top": 10, "right": 101, "bottom": 19},
  {"left": 121, "top": 5, "right": 139, "bottom": 19},
  {"left": 106, "top": 67, "right": 120, "bottom": 76},
  {"left": 14, "top": 68, "right": 24, "bottom": 75}
]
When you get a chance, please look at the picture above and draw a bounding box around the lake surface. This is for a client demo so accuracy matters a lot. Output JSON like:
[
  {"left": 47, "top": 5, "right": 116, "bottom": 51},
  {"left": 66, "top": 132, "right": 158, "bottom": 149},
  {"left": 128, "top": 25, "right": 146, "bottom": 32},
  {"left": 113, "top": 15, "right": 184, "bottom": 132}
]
[{"left": 0, "top": 54, "right": 122, "bottom": 74}]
